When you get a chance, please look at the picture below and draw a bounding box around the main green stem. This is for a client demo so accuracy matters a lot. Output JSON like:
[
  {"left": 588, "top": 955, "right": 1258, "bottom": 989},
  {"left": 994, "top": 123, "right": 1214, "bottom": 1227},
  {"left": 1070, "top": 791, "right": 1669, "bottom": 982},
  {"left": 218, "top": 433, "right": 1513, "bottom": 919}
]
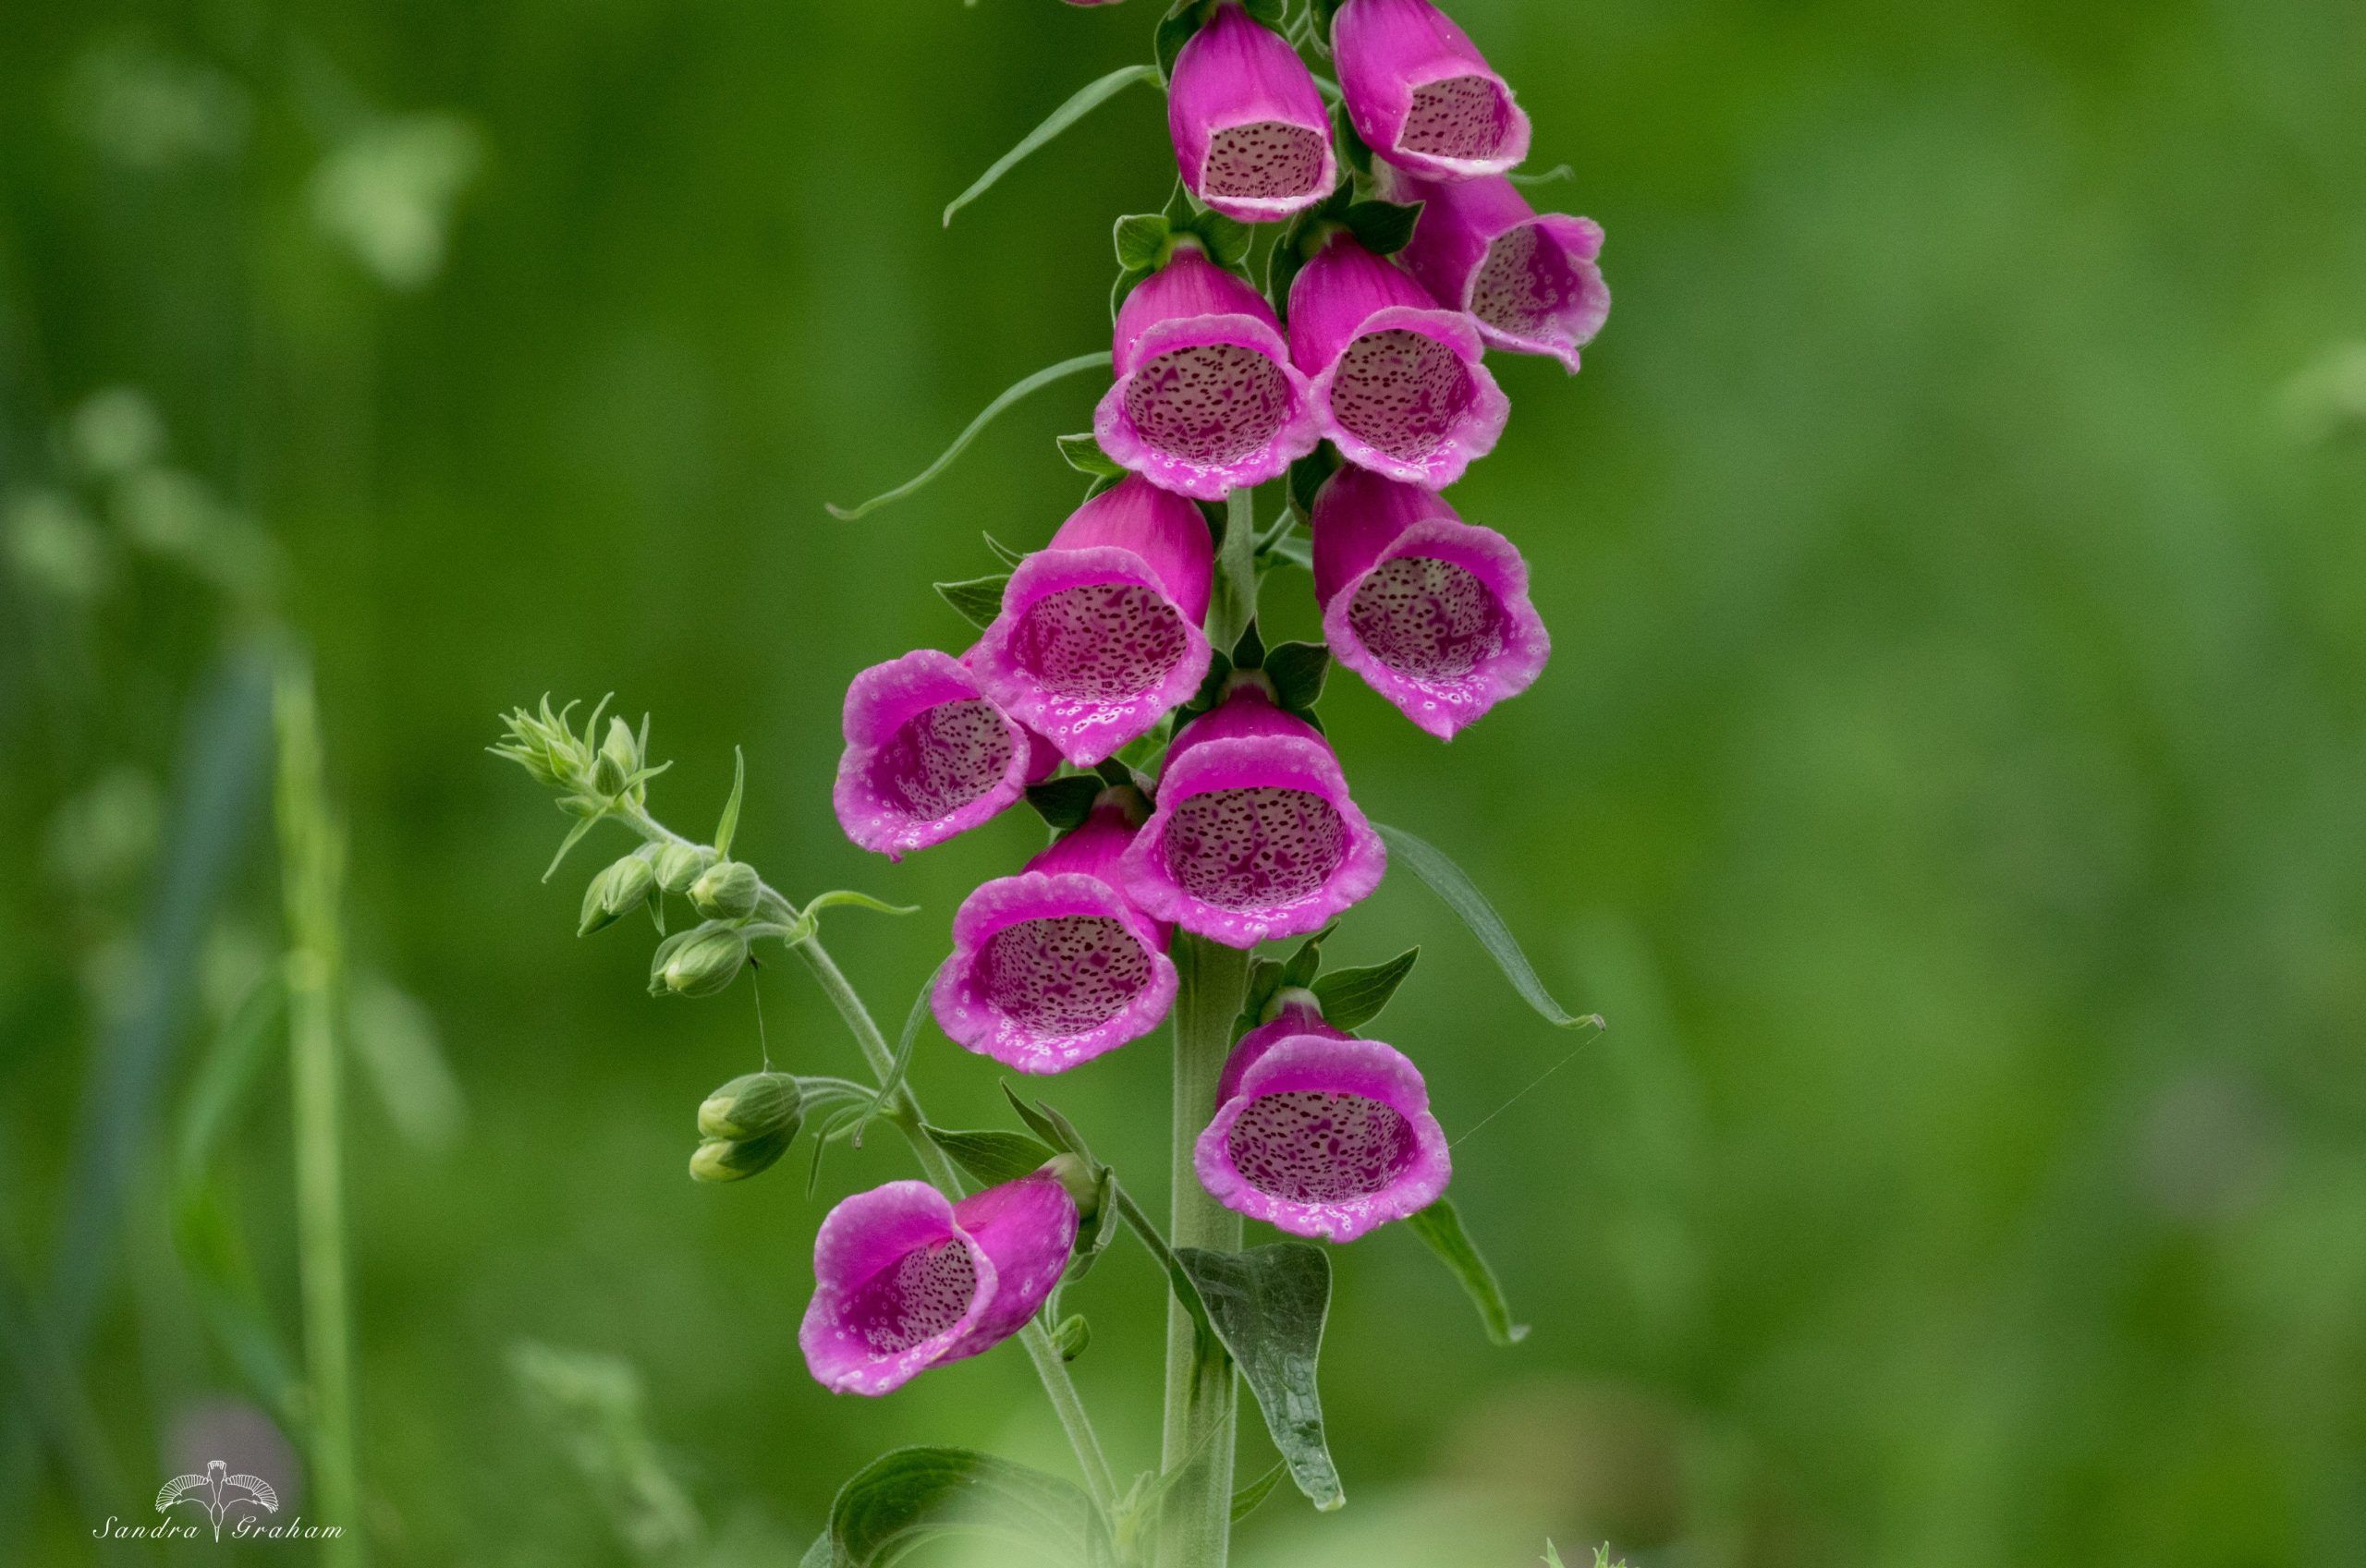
[
  {"left": 1154, "top": 936, "right": 1248, "bottom": 1568},
  {"left": 620, "top": 806, "right": 1119, "bottom": 1515}
]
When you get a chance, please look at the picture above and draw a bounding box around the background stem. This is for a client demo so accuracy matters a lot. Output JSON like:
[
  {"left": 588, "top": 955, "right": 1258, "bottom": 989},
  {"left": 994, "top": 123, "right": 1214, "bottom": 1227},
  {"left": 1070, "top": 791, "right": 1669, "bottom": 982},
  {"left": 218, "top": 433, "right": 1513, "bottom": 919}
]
[
  {"left": 1155, "top": 935, "right": 1248, "bottom": 1568},
  {"left": 276, "top": 666, "right": 363, "bottom": 1567}
]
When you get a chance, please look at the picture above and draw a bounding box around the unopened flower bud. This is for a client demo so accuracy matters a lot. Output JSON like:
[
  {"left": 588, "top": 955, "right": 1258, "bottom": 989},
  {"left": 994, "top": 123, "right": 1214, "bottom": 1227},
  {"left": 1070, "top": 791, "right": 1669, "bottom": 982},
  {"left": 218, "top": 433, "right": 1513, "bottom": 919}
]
[
  {"left": 689, "top": 1129, "right": 795, "bottom": 1183},
  {"left": 652, "top": 923, "right": 748, "bottom": 998},
  {"left": 1039, "top": 1153, "right": 1105, "bottom": 1228},
  {"left": 1052, "top": 1314, "right": 1091, "bottom": 1362},
  {"left": 592, "top": 716, "right": 640, "bottom": 796},
  {"left": 652, "top": 841, "right": 715, "bottom": 894},
  {"left": 689, "top": 859, "right": 762, "bottom": 921},
  {"left": 579, "top": 851, "right": 657, "bottom": 935},
  {"left": 697, "top": 1071, "right": 803, "bottom": 1142}
]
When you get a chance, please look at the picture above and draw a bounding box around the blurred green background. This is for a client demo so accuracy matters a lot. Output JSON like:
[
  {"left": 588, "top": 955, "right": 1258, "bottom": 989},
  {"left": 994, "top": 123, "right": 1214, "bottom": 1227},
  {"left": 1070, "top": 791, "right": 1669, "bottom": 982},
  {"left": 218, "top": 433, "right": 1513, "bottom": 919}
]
[{"left": 5, "top": 0, "right": 2364, "bottom": 1563}]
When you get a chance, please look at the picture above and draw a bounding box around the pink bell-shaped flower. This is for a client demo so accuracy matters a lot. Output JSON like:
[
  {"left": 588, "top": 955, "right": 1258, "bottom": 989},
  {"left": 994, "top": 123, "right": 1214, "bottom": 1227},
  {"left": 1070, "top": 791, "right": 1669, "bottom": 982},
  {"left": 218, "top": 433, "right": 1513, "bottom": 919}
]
[
  {"left": 970, "top": 475, "right": 1217, "bottom": 767},
  {"left": 799, "top": 1173, "right": 1079, "bottom": 1395},
  {"left": 833, "top": 650, "right": 1057, "bottom": 860},
  {"left": 1333, "top": 0, "right": 1531, "bottom": 182},
  {"left": 1312, "top": 465, "right": 1549, "bottom": 739},
  {"left": 1195, "top": 997, "right": 1450, "bottom": 1243},
  {"left": 1384, "top": 168, "right": 1609, "bottom": 372},
  {"left": 1287, "top": 231, "right": 1509, "bottom": 490},
  {"left": 1119, "top": 680, "right": 1386, "bottom": 947},
  {"left": 1168, "top": 2, "right": 1340, "bottom": 225},
  {"left": 1094, "top": 243, "right": 1322, "bottom": 502},
  {"left": 933, "top": 797, "right": 1179, "bottom": 1076}
]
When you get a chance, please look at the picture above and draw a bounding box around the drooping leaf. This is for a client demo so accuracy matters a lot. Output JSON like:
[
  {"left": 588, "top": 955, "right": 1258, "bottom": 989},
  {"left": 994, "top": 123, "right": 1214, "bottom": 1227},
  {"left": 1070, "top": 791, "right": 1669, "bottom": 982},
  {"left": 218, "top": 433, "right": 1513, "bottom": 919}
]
[
  {"left": 1231, "top": 1463, "right": 1288, "bottom": 1524},
  {"left": 819, "top": 1446, "right": 1109, "bottom": 1567},
  {"left": 1026, "top": 775, "right": 1104, "bottom": 833},
  {"left": 1263, "top": 641, "right": 1330, "bottom": 713},
  {"left": 828, "top": 351, "right": 1114, "bottom": 521},
  {"left": 943, "top": 64, "right": 1165, "bottom": 227},
  {"left": 933, "top": 574, "right": 1012, "bottom": 630},
  {"left": 1373, "top": 822, "right": 1604, "bottom": 1029},
  {"left": 1057, "top": 432, "right": 1128, "bottom": 479},
  {"left": 1175, "top": 1244, "right": 1344, "bottom": 1511},
  {"left": 1407, "top": 1199, "right": 1530, "bottom": 1347},
  {"left": 1310, "top": 946, "right": 1418, "bottom": 1031},
  {"left": 921, "top": 1125, "right": 1059, "bottom": 1188}
]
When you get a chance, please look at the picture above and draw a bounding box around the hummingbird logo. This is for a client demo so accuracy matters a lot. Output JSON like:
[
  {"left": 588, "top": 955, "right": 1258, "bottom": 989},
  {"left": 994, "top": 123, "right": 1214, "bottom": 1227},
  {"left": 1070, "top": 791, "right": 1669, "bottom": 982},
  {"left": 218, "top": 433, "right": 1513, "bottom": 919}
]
[{"left": 155, "top": 1459, "right": 280, "bottom": 1541}]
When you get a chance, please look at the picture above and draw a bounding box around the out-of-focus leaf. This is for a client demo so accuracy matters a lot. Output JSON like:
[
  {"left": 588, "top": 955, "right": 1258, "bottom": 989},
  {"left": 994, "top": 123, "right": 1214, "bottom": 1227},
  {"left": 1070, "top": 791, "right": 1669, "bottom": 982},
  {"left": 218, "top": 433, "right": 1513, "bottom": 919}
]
[{"left": 816, "top": 1446, "right": 1109, "bottom": 1566}]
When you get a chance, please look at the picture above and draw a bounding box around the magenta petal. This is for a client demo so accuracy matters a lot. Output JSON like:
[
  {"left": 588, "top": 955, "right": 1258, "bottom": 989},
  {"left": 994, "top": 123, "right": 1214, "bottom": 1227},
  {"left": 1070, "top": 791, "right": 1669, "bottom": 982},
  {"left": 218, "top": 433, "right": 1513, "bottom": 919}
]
[
  {"left": 970, "top": 480, "right": 1216, "bottom": 766},
  {"left": 1169, "top": 3, "right": 1340, "bottom": 224},
  {"left": 1119, "top": 687, "right": 1386, "bottom": 947},
  {"left": 1195, "top": 1032, "right": 1451, "bottom": 1243},
  {"left": 945, "top": 1174, "right": 1080, "bottom": 1359},
  {"left": 1095, "top": 310, "right": 1321, "bottom": 502},
  {"left": 1334, "top": 0, "right": 1531, "bottom": 182},
  {"left": 799, "top": 1182, "right": 995, "bottom": 1396},
  {"left": 833, "top": 650, "right": 1035, "bottom": 860},
  {"left": 1312, "top": 468, "right": 1549, "bottom": 738},
  {"left": 1385, "top": 170, "right": 1609, "bottom": 371},
  {"left": 1306, "top": 304, "right": 1510, "bottom": 490},
  {"left": 933, "top": 869, "right": 1178, "bottom": 1075}
]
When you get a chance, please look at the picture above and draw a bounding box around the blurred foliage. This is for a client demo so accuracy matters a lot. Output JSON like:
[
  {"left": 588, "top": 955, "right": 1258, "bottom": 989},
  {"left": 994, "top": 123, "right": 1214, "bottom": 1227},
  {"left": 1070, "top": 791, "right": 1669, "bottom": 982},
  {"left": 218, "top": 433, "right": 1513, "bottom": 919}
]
[{"left": 3, "top": 0, "right": 2363, "bottom": 1565}]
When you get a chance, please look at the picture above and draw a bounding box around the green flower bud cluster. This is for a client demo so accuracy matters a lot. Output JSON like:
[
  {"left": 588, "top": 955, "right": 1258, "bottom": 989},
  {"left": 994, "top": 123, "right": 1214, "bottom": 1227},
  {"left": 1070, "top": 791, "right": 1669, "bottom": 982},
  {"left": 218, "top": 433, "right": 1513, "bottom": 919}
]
[
  {"left": 689, "top": 1071, "right": 804, "bottom": 1183},
  {"left": 490, "top": 696, "right": 670, "bottom": 818}
]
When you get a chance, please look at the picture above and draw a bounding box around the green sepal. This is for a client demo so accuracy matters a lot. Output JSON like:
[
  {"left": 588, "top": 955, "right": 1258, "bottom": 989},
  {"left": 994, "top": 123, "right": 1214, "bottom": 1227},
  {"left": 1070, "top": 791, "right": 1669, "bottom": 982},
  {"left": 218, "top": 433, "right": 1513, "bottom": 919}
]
[
  {"left": 1287, "top": 446, "right": 1342, "bottom": 522},
  {"left": 1263, "top": 641, "right": 1330, "bottom": 714},
  {"left": 1345, "top": 198, "right": 1424, "bottom": 258},
  {"left": 713, "top": 746, "right": 747, "bottom": 859},
  {"left": 1114, "top": 212, "right": 1173, "bottom": 273},
  {"left": 1281, "top": 921, "right": 1338, "bottom": 989},
  {"left": 579, "top": 847, "right": 657, "bottom": 936},
  {"left": 1310, "top": 946, "right": 1418, "bottom": 1030},
  {"left": 982, "top": 531, "right": 1029, "bottom": 568},
  {"left": 1233, "top": 954, "right": 1288, "bottom": 1041},
  {"left": 1330, "top": 97, "right": 1372, "bottom": 181},
  {"left": 1051, "top": 1314, "right": 1092, "bottom": 1362},
  {"left": 1025, "top": 775, "right": 1103, "bottom": 833},
  {"left": 1057, "top": 432, "right": 1128, "bottom": 479},
  {"left": 1228, "top": 617, "right": 1267, "bottom": 672},
  {"left": 934, "top": 574, "right": 1011, "bottom": 630},
  {"left": 1154, "top": 1, "right": 1212, "bottom": 85},
  {"left": 649, "top": 922, "right": 749, "bottom": 998}
]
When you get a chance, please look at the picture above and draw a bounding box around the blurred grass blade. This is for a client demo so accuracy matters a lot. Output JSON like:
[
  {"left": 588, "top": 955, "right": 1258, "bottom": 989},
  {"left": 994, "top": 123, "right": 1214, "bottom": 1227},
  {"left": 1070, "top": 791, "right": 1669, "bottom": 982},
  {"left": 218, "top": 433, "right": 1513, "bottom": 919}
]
[
  {"left": 510, "top": 1341, "right": 703, "bottom": 1560},
  {"left": 275, "top": 661, "right": 365, "bottom": 1567},
  {"left": 1373, "top": 822, "right": 1603, "bottom": 1030},
  {"left": 1406, "top": 1199, "right": 1530, "bottom": 1347},
  {"left": 943, "top": 65, "right": 1162, "bottom": 227},
  {"left": 174, "top": 970, "right": 289, "bottom": 1188},
  {"left": 826, "top": 352, "right": 1113, "bottom": 521},
  {"left": 349, "top": 974, "right": 466, "bottom": 1152}
]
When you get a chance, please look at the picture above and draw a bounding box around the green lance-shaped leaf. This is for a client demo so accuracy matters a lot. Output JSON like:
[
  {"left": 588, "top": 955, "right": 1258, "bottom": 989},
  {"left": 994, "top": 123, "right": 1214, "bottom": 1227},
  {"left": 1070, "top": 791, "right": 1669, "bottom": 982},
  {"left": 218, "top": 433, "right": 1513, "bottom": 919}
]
[
  {"left": 1311, "top": 946, "right": 1419, "bottom": 1031},
  {"left": 943, "top": 64, "right": 1165, "bottom": 228},
  {"left": 1373, "top": 822, "right": 1604, "bottom": 1030},
  {"left": 827, "top": 351, "right": 1114, "bottom": 521},
  {"left": 811, "top": 1446, "right": 1111, "bottom": 1567},
  {"left": 1407, "top": 1199, "right": 1530, "bottom": 1347},
  {"left": 1175, "top": 1243, "right": 1345, "bottom": 1512},
  {"left": 933, "top": 574, "right": 1011, "bottom": 631},
  {"left": 921, "top": 1125, "right": 1060, "bottom": 1188}
]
